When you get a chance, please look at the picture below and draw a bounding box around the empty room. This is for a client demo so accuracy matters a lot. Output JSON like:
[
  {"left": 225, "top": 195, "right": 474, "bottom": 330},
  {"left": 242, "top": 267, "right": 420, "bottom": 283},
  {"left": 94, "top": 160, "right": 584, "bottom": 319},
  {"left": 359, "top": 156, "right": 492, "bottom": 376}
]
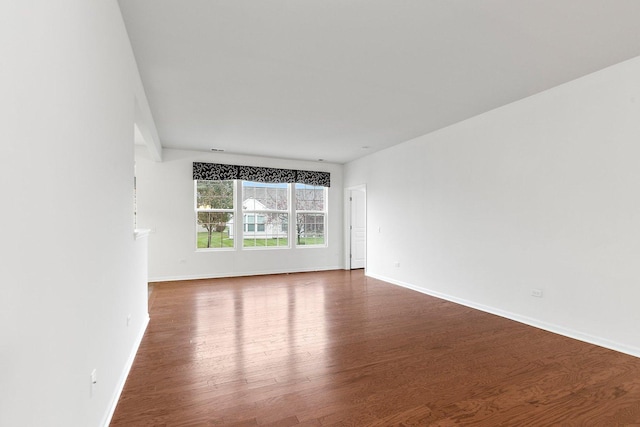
[{"left": 4, "top": 1, "right": 640, "bottom": 426}]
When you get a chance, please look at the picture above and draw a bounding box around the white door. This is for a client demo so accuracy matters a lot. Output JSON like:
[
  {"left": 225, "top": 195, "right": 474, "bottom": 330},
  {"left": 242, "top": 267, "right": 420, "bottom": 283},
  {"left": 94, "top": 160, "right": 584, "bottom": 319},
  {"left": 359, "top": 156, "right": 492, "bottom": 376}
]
[{"left": 350, "top": 189, "right": 366, "bottom": 269}]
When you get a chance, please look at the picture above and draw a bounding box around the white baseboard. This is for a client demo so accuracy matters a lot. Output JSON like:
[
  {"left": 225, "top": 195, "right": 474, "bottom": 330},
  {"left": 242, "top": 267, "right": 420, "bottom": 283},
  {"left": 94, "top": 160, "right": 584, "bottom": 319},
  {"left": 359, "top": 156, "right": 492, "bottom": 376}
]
[
  {"left": 101, "top": 314, "right": 150, "bottom": 427},
  {"left": 148, "top": 265, "right": 343, "bottom": 283},
  {"left": 367, "top": 272, "right": 640, "bottom": 359}
]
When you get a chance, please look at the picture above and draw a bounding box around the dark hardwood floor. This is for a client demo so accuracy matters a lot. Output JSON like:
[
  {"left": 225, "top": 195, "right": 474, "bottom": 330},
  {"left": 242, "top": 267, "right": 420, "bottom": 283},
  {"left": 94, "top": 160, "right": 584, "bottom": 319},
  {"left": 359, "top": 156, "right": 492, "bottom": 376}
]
[{"left": 111, "top": 270, "right": 640, "bottom": 426}]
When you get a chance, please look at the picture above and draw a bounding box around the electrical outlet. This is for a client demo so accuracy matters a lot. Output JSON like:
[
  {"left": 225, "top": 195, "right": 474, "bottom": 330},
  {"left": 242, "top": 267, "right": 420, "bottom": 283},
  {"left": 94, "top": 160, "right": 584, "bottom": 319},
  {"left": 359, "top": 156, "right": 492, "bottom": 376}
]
[
  {"left": 531, "top": 289, "right": 543, "bottom": 298},
  {"left": 393, "top": 261, "right": 400, "bottom": 268}
]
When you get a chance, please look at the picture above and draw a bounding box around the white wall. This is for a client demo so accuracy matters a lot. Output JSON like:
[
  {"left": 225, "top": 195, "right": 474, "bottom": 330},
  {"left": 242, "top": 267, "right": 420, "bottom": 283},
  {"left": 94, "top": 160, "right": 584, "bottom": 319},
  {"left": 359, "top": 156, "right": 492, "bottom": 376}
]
[
  {"left": 135, "top": 148, "right": 344, "bottom": 281},
  {"left": 345, "top": 56, "right": 640, "bottom": 356},
  {"left": 0, "top": 1, "right": 153, "bottom": 425}
]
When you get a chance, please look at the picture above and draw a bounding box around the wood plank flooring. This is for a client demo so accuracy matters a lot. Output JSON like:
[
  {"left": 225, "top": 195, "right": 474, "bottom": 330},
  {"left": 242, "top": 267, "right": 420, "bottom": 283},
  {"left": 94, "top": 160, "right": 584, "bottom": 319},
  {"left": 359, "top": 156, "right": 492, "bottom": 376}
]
[{"left": 111, "top": 270, "right": 640, "bottom": 426}]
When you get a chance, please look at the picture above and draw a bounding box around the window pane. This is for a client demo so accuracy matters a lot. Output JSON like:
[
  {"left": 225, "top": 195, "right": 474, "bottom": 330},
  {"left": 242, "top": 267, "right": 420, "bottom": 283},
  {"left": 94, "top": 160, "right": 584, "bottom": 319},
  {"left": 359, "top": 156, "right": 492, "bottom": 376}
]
[
  {"left": 243, "top": 181, "right": 288, "bottom": 210},
  {"left": 197, "top": 180, "right": 234, "bottom": 209},
  {"left": 296, "top": 213, "right": 325, "bottom": 245},
  {"left": 243, "top": 213, "right": 289, "bottom": 247},
  {"left": 295, "top": 184, "right": 325, "bottom": 211},
  {"left": 197, "top": 212, "right": 234, "bottom": 249}
]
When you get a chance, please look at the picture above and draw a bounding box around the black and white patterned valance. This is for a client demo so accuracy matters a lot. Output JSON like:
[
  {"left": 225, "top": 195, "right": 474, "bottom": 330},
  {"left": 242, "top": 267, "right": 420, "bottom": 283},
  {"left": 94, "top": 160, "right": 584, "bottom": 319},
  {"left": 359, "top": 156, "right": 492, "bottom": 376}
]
[
  {"left": 238, "top": 165, "right": 296, "bottom": 183},
  {"left": 193, "top": 162, "right": 331, "bottom": 187}
]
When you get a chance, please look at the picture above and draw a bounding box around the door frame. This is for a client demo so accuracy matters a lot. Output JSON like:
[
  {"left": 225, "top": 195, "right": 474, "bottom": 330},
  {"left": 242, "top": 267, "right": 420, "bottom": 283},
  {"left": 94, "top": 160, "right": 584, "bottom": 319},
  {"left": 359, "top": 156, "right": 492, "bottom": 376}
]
[{"left": 344, "top": 184, "right": 367, "bottom": 271}]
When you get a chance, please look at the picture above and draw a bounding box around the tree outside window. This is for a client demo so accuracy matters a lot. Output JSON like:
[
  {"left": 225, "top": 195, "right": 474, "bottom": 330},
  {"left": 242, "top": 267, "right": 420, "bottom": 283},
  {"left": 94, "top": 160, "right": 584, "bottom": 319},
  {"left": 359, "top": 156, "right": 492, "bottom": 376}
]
[
  {"left": 196, "top": 180, "right": 234, "bottom": 249},
  {"left": 295, "top": 184, "right": 326, "bottom": 246}
]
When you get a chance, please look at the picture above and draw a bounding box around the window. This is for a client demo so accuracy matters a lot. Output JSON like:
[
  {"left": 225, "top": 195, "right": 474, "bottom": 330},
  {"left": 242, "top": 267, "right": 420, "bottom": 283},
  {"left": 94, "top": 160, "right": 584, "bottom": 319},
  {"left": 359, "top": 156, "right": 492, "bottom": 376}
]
[
  {"left": 295, "top": 183, "right": 327, "bottom": 246},
  {"left": 193, "top": 162, "right": 329, "bottom": 251},
  {"left": 242, "top": 181, "right": 289, "bottom": 247},
  {"left": 243, "top": 214, "right": 266, "bottom": 232},
  {"left": 195, "top": 180, "right": 235, "bottom": 249}
]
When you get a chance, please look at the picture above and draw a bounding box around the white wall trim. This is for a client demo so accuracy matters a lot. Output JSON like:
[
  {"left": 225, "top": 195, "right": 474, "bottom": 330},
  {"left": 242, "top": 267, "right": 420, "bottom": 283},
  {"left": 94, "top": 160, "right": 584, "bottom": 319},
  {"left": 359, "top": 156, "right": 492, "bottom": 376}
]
[
  {"left": 149, "top": 265, "right": 343, "bottom": 283},
  {"left": 367, "top": 272, "right": 640, "bottom": 360},
  {"left": 101, "top": 314, "right": 150, "bottom": 427}
]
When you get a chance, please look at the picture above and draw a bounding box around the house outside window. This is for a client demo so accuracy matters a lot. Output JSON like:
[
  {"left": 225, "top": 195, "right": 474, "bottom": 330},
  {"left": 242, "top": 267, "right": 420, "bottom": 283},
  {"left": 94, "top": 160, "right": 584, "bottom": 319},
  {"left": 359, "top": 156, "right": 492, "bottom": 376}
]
[{"left": 240, "top": 181, "right": 289, "bottom": 247}]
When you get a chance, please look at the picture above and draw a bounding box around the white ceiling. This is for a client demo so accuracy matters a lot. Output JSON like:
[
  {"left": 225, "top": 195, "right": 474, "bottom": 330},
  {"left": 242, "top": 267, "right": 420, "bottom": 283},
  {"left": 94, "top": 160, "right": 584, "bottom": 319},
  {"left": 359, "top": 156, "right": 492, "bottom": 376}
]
[{"left": 119, "top": 0, "right": 640, "bottom": 164}]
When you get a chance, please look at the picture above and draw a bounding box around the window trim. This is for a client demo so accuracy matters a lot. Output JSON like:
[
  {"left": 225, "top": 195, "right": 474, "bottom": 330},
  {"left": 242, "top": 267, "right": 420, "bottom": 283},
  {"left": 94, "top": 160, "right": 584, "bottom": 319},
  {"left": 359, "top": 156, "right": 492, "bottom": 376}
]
[
  {"left": 194, "top": 180, "right": 236, "bottom": 251},
  {"left": 294, "top": 183, "right": 328, "bottom": 248},
  {"left": 241, "top": 180, "right": 290, "bottom": 249},
  {"left": 194, "top": 179, "right": 328, "bottom": 251}
]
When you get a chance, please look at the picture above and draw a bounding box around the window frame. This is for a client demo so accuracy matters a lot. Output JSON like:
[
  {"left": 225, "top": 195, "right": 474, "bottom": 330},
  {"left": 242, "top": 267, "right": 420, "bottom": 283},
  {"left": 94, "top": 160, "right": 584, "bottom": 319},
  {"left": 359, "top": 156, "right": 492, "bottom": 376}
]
[
  {"left": 194, "top": 179, "right": 328, "bottom": 251},
  {"left": 241, "top": 181, "right": 290, "bottom": 249},
  {"left": 294, "top": 183, "right": 328, "bottom": 248},
  {"left": 194, "top": 179, "right": 236, "bottom": 251}
]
